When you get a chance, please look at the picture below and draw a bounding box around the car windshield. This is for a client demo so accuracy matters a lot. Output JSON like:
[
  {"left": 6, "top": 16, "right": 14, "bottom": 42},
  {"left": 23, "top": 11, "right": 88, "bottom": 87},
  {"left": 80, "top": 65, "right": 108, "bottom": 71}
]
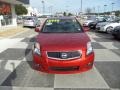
[
  {"left": 96, "top": 17, "right": 106, "bottom": 22},
  {"left": 41, "top": 18, "right": 83, "bottom": 33},
  {"left": 24, "top": 17, "right": 34, "bottom": 20}
]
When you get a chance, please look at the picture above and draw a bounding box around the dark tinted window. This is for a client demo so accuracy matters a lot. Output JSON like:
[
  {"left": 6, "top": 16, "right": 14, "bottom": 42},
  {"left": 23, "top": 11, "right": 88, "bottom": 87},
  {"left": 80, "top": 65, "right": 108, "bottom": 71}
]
[
  {"left": 42, "top": 18, "right": 83, "bottom": 33},
  {"left": 24, "top": 17, "right": 36, "bottom": 20}
]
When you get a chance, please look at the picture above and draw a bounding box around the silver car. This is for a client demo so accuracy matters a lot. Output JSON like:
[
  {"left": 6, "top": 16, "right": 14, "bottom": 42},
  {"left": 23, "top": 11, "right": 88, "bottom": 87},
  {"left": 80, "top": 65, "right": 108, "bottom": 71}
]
[
  {"left": 96, "top": 17, "right": 120, "bottom": 32},
  {"left": 23, "top": 16, "right": 38, "bottom": 27},
  {"left": 17, "top": 16, "right": 23, "bottom": 24},
  {"left": 96, "top": 22, "right": 110, "bottom": 32}
]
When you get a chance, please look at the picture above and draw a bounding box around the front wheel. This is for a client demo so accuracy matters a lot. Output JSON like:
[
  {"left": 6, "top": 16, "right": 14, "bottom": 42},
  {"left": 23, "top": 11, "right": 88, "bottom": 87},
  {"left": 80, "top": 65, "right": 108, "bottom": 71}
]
[
  {"left": 106, "top": 26, "right": 113, "bottom": 33},
  {"left": 113, "top": 35, "right": 118, "bottom": 39}
]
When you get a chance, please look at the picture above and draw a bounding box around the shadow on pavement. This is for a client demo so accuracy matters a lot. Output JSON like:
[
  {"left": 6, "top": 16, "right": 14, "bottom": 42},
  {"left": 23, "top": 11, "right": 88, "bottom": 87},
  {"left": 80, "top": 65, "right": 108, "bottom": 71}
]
[
  {"left": 24, "top": 38, "right": 34, "bottom": 69},
  {"left": 0, "top": 61, "right": 17, "bottom": 90}
]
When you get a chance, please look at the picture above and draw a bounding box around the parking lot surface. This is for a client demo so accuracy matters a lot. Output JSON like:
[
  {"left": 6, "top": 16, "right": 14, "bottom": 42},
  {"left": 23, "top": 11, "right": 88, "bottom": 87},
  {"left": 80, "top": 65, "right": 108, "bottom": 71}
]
[{"left": 0, "top": 29, "right": 120, "bottom": 90}]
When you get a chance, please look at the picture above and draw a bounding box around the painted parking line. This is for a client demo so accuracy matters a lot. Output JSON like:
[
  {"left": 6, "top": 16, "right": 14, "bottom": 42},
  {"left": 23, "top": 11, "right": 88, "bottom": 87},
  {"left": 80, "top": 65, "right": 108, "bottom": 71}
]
[{"left": 54, "top": 67, "right": 109, "bottom": 89}]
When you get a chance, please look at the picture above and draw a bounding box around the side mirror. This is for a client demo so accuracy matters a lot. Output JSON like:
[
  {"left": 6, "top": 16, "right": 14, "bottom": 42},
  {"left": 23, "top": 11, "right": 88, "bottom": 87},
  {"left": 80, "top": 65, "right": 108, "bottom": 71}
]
[
  {"left": 35, "top": 27, "right": 40, "bottom": 32},
  {"left": 103, "top": 19, "right": 106, "bottom": 22},
  {"left": 83, "top": 26, "right": 89, "bottom": 32},
  {"left": 36, "top": 24, "right": 40, "bottom": 27}
]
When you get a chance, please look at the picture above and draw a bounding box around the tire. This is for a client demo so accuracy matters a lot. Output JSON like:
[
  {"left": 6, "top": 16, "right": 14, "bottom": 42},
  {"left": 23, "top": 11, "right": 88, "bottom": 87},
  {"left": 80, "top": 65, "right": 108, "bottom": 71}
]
[
  {"left": 113, "top": 35, "right": 118, "bottom": 39},
  {"left": 117, "top": 34, "right": 120, "bottom": 40},
  {"left": 113, "top": 34, "right": 120, "bottom": 40},
  {"left": 106, "top": 26, "right": 113, "bottom": 33}
]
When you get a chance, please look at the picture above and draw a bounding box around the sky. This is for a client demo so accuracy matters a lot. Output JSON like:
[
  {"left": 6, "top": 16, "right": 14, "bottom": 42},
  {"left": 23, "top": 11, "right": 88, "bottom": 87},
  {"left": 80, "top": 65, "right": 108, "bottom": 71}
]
[{"left": 30, "top": 0, "right": 120, "bottom": 14}]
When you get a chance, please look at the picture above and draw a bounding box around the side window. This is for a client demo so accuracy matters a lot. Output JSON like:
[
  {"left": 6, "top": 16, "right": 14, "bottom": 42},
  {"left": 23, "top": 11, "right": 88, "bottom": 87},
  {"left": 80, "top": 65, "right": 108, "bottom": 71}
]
[
  {"left": 36, "top": 20, "right": 41, "bottom": 27},
  {"left": 103, "top": 19, "right": 106, "bottom": 22}
]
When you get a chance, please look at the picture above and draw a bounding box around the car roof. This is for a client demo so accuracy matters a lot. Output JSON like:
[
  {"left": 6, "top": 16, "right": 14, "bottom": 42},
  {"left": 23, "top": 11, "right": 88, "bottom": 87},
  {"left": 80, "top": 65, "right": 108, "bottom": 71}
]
[
  {"left": 24, "top": 16, "right": 37, "bottom": 18},
  {"left": 47, "top": 16, "right": 75, "bottom": 20}
]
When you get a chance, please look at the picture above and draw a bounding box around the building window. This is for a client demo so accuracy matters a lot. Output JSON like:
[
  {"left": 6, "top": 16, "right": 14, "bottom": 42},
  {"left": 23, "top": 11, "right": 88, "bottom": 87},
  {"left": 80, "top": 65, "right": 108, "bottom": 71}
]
[
  {"left": 0, "top": 1, "right": 12, "bottom": 26},
  {"left": 1, "top": 15, "right": 12, "bottom": 26}
]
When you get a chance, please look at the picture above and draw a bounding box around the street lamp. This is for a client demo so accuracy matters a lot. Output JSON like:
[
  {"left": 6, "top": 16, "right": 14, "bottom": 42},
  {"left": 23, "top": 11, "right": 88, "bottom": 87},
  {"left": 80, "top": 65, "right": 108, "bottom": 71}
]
[
  {"left": 81, "top": 0, "right": 82, "bottom": 14},
  {"left": 93, "top": 7, "right": 96, "bottom": 14},
  {"left": 66, "top": 5, "right": 69, "bottom": 15},
  {"left": 41, "top": 0, "right": 45, "bottom": 14},
  {"left": 48, "top": 6, "right": 53, "bottom": 15},
  {"left": 97, "top": 6, "right": 100, "bottom": 16},
  {"left": 111, "top": 3, "right": 115, "bottom": 12},
  {"left": 104, "top": 5, "right": 107, "bottom": 15}
]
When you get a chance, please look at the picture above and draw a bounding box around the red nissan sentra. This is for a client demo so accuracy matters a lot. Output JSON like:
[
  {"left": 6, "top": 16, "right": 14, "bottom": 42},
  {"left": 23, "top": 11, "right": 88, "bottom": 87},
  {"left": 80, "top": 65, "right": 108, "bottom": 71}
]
[{"left": 32, "top": 17, "right": 94, "bottom": 74}]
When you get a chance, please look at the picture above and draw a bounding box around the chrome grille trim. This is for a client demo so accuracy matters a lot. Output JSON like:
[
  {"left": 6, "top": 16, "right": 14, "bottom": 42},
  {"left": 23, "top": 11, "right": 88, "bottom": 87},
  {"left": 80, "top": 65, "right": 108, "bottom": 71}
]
[{"left": 47, "top": 50, "right": 82, "bottom": 60}]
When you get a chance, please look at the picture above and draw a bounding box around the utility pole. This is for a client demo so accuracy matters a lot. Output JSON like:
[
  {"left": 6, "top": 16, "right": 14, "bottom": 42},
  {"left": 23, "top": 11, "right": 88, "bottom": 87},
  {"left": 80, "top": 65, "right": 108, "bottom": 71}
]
[
  {"left": 93, "top": 7, "right": 96, "bottom": 15},
  {"left": 42, "top": 0, "right": 45, "bottom": 15},
  {"left": 49, "top": 6, "right": 53, "bottom": 15},
  {"left": 66, "top": 5, "right": 69, "bottom": 15},
  {"left": 104, "top": 5, "right": 107, "bottom": 15},
  {"left": 112, "top": 3, "right": 115, "bottom": 12},
  {"left": 97, "top": 6, "right": 100, "bottom": 16},
  {"left": 81, "top": 0, "right": 82, "bottom": 14}
]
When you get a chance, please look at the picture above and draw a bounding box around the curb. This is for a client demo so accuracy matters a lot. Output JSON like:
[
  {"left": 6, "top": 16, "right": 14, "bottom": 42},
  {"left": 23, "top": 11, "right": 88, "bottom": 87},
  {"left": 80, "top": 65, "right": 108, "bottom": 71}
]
[
  {"left": 0, "top": 27, "right": 30, "bottom": 39},
  {"left": 9, "top": 28, "right": 30, "bottom": 38}
]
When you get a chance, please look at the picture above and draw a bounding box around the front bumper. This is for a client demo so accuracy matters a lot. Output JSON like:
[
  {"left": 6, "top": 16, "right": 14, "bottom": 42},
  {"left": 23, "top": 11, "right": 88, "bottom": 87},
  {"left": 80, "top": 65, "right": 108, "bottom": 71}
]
[
  {"left": 83, "top": 23, "right": 89, "bottom": 27},
  {"left": 111, "top": 30, "right": 120, "bottom": 39},
  {"left": 89, "top": 23, "right": 97, "bottom": 29},
  {"left": 111, "top": 30, "right": 120, "bottom": 34},
  {"left": 32, "top": 51, "right": 94, "bottom": 74},
  {"left": 96, "top": 26, "right": 105, "bottom": 32},
  {"left": 23, "top": 22, "right": 36, "bottom": 27}
]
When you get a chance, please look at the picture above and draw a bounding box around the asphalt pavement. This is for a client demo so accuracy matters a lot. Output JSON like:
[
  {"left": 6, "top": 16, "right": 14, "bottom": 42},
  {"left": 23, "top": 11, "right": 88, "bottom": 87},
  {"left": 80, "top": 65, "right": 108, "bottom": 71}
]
[{"left": 0, "top": 27, "right": 120, "bottom": 90}]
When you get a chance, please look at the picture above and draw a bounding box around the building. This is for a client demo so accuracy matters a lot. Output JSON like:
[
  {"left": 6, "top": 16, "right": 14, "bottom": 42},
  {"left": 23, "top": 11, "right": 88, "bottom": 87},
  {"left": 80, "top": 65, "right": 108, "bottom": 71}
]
[
  {"left": 0, "top": 0, "right": 29, "bottom": 29},
  {"left": 23, "top": 5, "right": 40, "bottom": 16},
  {"left": 55, "top": 12, "right": 64, "bottom": 17}
]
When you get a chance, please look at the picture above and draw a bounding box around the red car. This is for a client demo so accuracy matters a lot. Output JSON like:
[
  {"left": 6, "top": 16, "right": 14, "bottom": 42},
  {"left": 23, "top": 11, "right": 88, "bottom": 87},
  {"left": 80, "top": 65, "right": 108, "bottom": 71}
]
[{"left": 32, "top": 17, "right": 94, "bottom": 74}]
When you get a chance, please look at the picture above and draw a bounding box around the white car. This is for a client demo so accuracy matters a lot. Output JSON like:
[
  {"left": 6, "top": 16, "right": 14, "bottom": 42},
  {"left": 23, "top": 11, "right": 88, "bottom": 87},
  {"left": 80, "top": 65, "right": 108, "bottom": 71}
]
[
  {"left": 23, "top": 16, "right": 39, "bottom": 27},
  {"left": 104, "top": 22, "right": 120, "bottom": 33},
  {"left": 83, "top": 20, "right": 95, "bottom": 27},
  {"left": 96, "top": 22, "right": 112, "bottom": 32}
]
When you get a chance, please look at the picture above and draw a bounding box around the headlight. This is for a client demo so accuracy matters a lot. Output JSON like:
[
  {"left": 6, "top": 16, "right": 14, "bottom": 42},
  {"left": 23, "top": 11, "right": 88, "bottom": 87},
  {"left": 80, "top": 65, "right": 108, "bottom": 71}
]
[
  {"left": 87, "top": 42, "right": 93, "bottom": 55},
  {"left": 34, "top": 42, "right": 41, "bottom": 55},
  {"left": 102, "top": 25, "right": 105, "bottom": 27},
  {"left": 96, "top": 25, "right": 100, "bottom": 27}
]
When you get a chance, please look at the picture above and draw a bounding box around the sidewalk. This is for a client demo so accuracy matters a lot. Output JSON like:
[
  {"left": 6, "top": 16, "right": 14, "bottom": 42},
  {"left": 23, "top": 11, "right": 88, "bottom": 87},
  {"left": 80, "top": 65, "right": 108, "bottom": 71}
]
[
  {"left": 0, "top": 26, "right": 29, "bottom": 53},
  {"left": 0, "top": 38, "right": 23, "bottom": 53},
  {"left": 0, "top": 26, "right": 29, "bottom": 39}
]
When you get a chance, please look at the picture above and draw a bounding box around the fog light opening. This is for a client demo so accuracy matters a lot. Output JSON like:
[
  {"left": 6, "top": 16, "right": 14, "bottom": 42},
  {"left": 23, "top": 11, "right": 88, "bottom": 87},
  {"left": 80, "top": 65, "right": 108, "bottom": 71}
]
[
  {"left": 87, "top": 62, "right": 93, "bottom": 66},
  {"left": 34, "top": 64, "right": 41, "bottom": 67}
]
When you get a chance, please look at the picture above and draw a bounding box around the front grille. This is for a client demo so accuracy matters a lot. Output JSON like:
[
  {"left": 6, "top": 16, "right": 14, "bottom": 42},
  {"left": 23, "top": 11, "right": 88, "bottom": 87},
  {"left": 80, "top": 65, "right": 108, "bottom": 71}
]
[
  {"left": 50, "top": 66, "right": 79, "bottom": 71},
  {"left": 47, "top": 51, "right": 81, "bottom": 60}
]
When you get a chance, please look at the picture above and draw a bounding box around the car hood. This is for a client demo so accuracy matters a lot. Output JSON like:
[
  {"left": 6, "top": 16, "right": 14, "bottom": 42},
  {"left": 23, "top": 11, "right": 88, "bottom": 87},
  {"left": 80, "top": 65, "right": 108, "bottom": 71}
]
[
  {"left": 97, "top": 22, "right": 110, "bottom": 26},
  {"left": 36, "top": 33, "right": 90, "bottom": 51},
  {"left": 84, "top": 20, "right": 94, "bottom": 23},
  {"left": 106, "top": 23, "right": 120, "bottom": 27}
]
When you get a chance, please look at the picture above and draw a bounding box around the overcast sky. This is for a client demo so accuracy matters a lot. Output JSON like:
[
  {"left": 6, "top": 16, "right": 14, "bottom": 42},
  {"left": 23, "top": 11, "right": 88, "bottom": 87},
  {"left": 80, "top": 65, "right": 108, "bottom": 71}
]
[{"left": 30, "top": 0, "right": 120, "bottom": 14}]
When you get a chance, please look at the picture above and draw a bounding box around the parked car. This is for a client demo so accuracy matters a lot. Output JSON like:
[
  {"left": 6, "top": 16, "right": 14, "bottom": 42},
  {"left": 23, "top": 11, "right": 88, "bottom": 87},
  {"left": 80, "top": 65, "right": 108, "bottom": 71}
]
[
  {"left": 96, "top": 18, "right": 120, "bottom": 33},
  {"left": 111, "top": 26, "right": 120, "bottom": 39},
  {"left": 96, "top": 21, "right": 111, "bottom": 32},
  {"left": 104, "top": 20, "right": 120, "bottom": 33},
  {"left": 89, "top": 17, "right": 106, "bottom": 29},
  {"left": 23, "top": 16, "right": 39, "bottom": 27},
  {"left": 32, "top": 17, "right": 94, "bottom": 74},
  {"left": 83, "top": 19, "right": 96, "bottom": 27},
  {"left": 17, "top": 16, "right": 23, "bottom": 24}
]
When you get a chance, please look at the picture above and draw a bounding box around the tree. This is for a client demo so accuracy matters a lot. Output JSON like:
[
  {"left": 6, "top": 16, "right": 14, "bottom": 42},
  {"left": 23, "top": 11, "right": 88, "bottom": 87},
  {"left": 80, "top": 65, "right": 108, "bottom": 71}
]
[
  {"left": 15, "top": 5, "right": 28, "bottom": 15},
  {"left": 68, "top": 13, "right": 73, "bottom": 16},
  {"left": 63, "top": 12, "right": 67, "bottom": 16},
  {"left": 85, "top": 8, "right": 92, "bottom": 14},
  {"left": 115, "top": 10, "right": 120, "bottom": 16}
]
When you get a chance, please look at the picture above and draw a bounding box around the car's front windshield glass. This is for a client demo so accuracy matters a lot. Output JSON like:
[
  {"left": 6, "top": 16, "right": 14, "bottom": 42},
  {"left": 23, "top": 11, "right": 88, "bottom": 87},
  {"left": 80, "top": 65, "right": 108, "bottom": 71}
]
[
  {"left": 41, "top": 18, "right": 83, "bottom": 33},
  {"left": 24, "top": 17, "right": 34, "bottom": 20}
]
